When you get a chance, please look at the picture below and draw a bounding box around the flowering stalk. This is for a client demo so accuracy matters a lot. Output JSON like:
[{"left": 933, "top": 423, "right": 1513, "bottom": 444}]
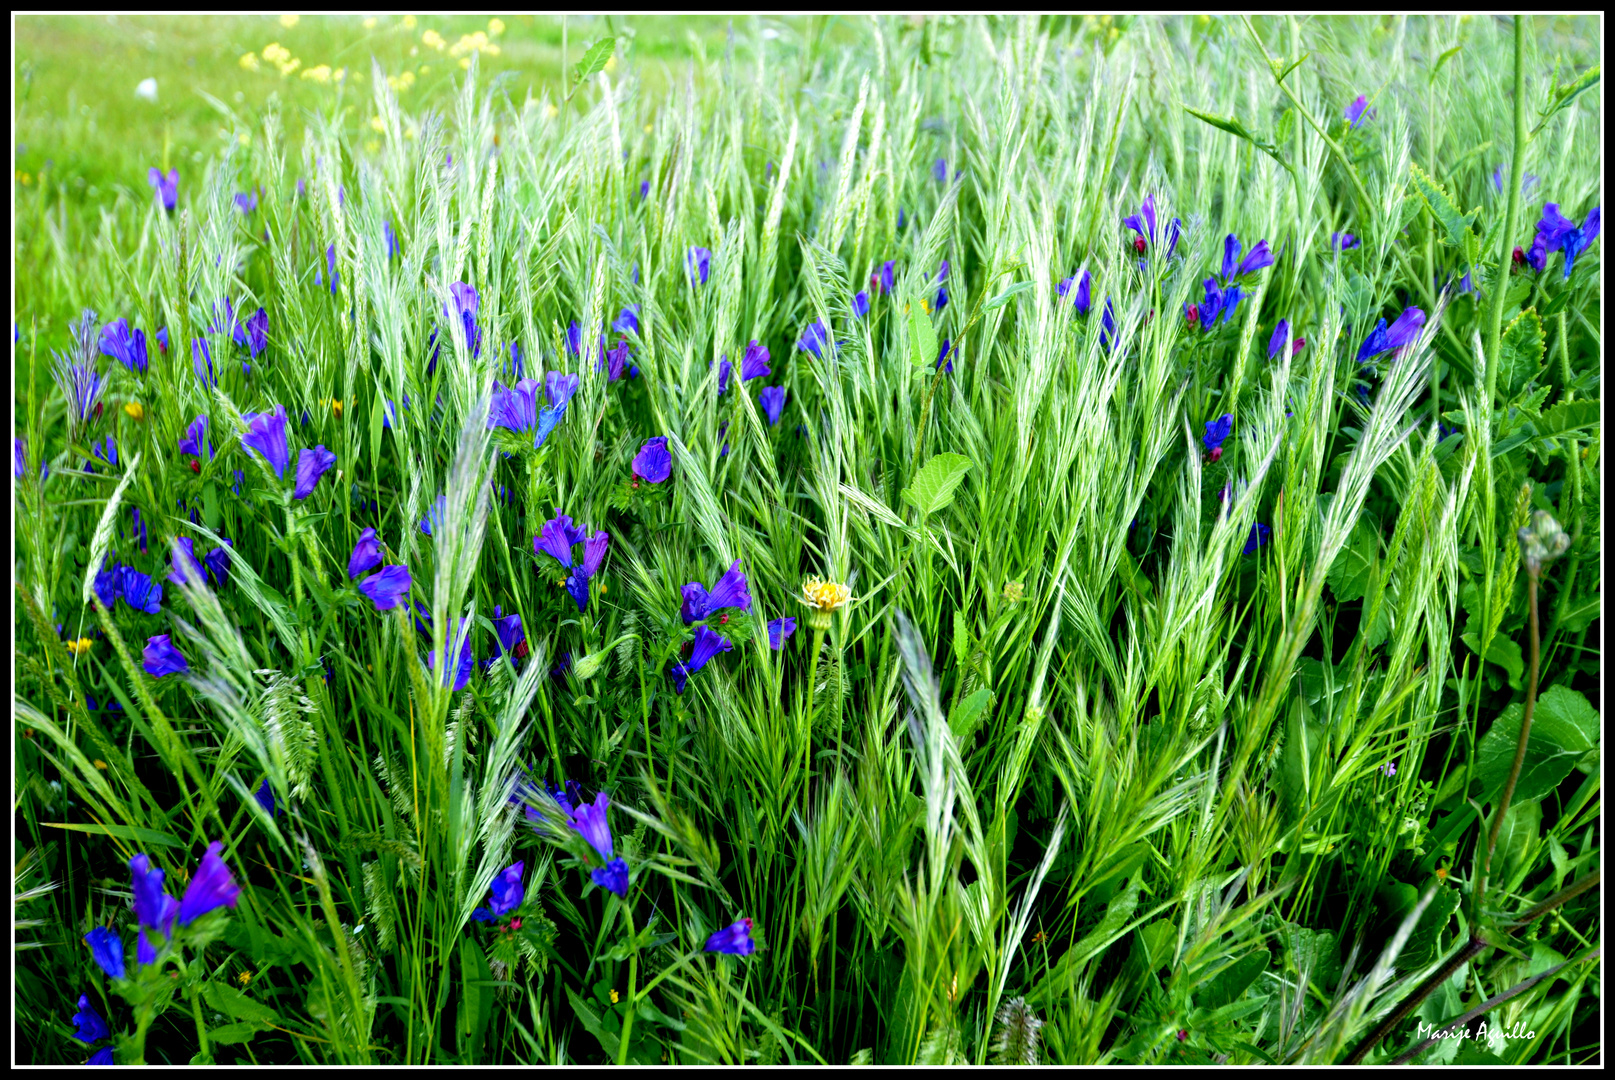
[
  {"left": 616, "top": 897, "right": 638, "bottom": 1066},
  {"left": 1485, "top": 15, "right": 1530, "bottom": 413}
]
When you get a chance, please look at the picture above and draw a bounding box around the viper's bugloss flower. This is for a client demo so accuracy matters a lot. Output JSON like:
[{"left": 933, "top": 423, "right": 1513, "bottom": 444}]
[
  {"left": 493, "top": 608, "right": 525, "bottom": 656},
  {"left": 704, "top": 917, "right": 756, "bottom": 955},
  {"left": 1221, "top": 234, "right": 1274, "bottom": 279},
  {"left": 349, "top": 527, "right": 382, "bottom": 579},
  {"left": 535, "top": 513, "right": 587, "bottom": 568},
  {"left": 602, "top": 336, "right": 631, "bottom": 382},
  {"left": 241, "top": 405, "right": 291, "bottom": 478},
  {"left": 129, "top": 853, "right": 177, "bottom": 935},
  {"left": 639, "top": 178, "right": 650, "bottom": 199},
  {"left": 759, "top": 385, "right": 787, "bottom": 426},
  {"left": 98, "top": 319, "right": 150, "bottom": 374},
  {"left": 85, "top": 927, "right": 126, "bottom": 979},
  {"left": 192, "top": 335, "right": 220, "bottom": 389},
  {"left": 177, "top": 841, "right": 242, "bottom": 924},
  {"left": 612, "top": 304, "right": 641, "bottom": 337},
  {"left": 88, "top": 434, "right": 118, "bottom": 472},
  {"left": 446, "top": 281, "right": 481, "bottom": 356},
  {"left": 546, "top": 370, "right": 580, "bottom": 411},
  {"left": 87, "top": 1047, "right": 115, "bottom": 1065},
  {"left": 383, "top": 219, "right": 398, "bottom": 259},
  {"left": 681, "top": 559, "right": 752, "bottom": 624},
  {"left": 72, "top": 995, "right": 111, "bottom": 1044},
  {"left": 934, "top": 284, "right": 950, "bottom": 312},
  {"left": 670, "top": 623, "right": 733, "bottom": 693},
  {"left": 1268, "top": 320, "right": 1297, "bottom": 359},
  {"left": 933, "top": 158, "right": 948, "bottom": 182},
  {"left": 852, "top": 290, "right": 870, "bottom": 317},
  {"left": 936, "top": 339, "right": 953, "bottom": 373},
  {"left": 53, "top": 354, "right": 105, "bottom": 436},
  {"left": 565, "top": 320, "right": 583, "bottom": 357},
  {"left": 234, "top": 190, "right": 257, "bottom": 214},
  {"left": 1202, "top": 414, "right": 1233, "bottom": 452},
  {"left": 293, "top": 445, "right": 336, "bottom": 500},
  {"left": 427, "top": 617, "right": 475, "bottom": 691},
  {"left": 206, "top": 539, "right": 233, "bottom": 586},
  {"left": 148, "top": 166, "right": 178, "bottom": 211},
  {"left": 570, "top": 791, "right": 616, "bottom": 862},
  {"left": 143, "top": 634, "right": 188, "bottom": 677},
  {"left": 1356, "top": 307, "right": 1425, "bottom": 363},
  {"left": 1243, "top": 522, "right": 1271, "bottom": 555},
  {"left": 254, "top": 778, "right": 279, "bottom": 817},
  {"left": 13, "top": 437, "right": 26, "bottom": 481},
  {"left": 561, "top": 565, "right": 588, "bottom": 612},
  {"left": 472, "top": 861, "right": 526, "bottom": 923},
  {"left": 582, "top": 530, "right": 610, "bottom": 576},
  {"left": 237, "top": 306, "right": 269, "bottom": 359},
  {"left": 798, "top": 317, "right": 829, "bottom": 359},
  {"left": 590, "top": 858, "right": 628, "bottom": 897},
  {"left": 167, "top": 537, "right": 206, "bottom": 586},
  {"left": 94, "top": 557, "right": 122, "bottom": 609},
  {"left": 1098, "top": 297, "right": 1117, "bottom": 351},
  {"left": 686, "top": 245, "right": 712, "bottom": 286},
  {"left": 1057, "top": 270, "right": 1092, "bottom": 314},
  {"left": 1536, "top": 203, "right": 1601, "bottom": 278},
  {"left": 768, "top": 617, "right": 796, "bottom": 649},
  {"left": 359, "top": 565, "right": 412, "bottom": 611},
  {"left": 1492, "top": 166, "right": 1540, "bottom": 194},
  {"left": 633, "top": 436, "right": 672, "bottom": 483},
  {"left": 871, "top": 260, "right": 895, "bottom": 295},
  {"left": 1124, "top": 195, "right": 1180, "bottom": 257},
  {"left": 416, "top": 494, "right": 450, "bottom": 538},
  {"left": 178, "top": 415, "right": 213, "bottom": 459},
  {"left": 120, "top": 567, "right": 163, "bottom": 615},
  {"left": 131, "top": 506, "right": 149, "bottom": 553},
  {"left": 313, "top": 244, "right": 339, "bottom": 293},
  {"left": 1331, "top": 231, "right": 1359, "bottom": 251},
  {"left": 739, "top": 340, "right": 772, "bottom": 382},
  {"left": 1345, "top": 95, "right": 1373, "bottom": 129},
  {"left": 1521, "top": 231, "right": 1550, "bottom": 272}
]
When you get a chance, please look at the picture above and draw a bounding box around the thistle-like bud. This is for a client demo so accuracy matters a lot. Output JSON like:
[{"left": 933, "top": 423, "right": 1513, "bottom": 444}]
[
  {"left": 1517, "top": 509, "right": 1570, "bottom": 576},
  {"left": 990, "top": 996, "right": 1044, "bottom": 1065}
]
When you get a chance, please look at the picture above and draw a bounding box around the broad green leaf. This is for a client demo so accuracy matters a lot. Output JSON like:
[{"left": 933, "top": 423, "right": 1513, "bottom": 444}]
[
  {"left": 982, "top": 280, "right": 1033, "bottom": 309},
  {"left": 1476, "top": 684, "right": 1598, "bottom": 804},
  {"left": 901, "top": 452, "right": 972, "bottom": 517},
  {"left": 203, "top": 980, "right": 280, "bottom": 1025},
  {"left": 1201, "top": 952, "right": 1269, "bottom": 1010},
  {"left": 908, "top": 304, "right": 938, "bottom": 370},
  {"left": 1497, "top": 308, "right": 1545, "bottom": 399},
  {"left": 567, "top": 986, "right": 620, "bottom": 1057},
  {"left": 42, "top": 821, "right": 183, "bottom": 848},
  {"left": 1532, "top": 399, "right": 1600, "bottom": 440},
  {"left": 1326, "top": 521, "right": 1377, "bottom": 603},
  {"left": 1409, "top": 163, "right": 1478, "bottom": 251},
  {"left": 1395, "top": 885, "right": 1462, "bottom": 969},
  {"left": 573, "top": 38, "right": 615, "bottom": 86},
  {"left": 1278, "top": 922, "right": 1342, "bottom": 992},
  {"left": 1030, "top": 878, "right": 1142, "bottom": 1007},
  {"left": 948, "top": 687, "right": 992, "bottom": 744},
  {"left": 1460, "top": 631, "right": 1524, "bottom": 690},
  {"left": 208, "top": 1021, "right": 269, "bottom": 1046}
]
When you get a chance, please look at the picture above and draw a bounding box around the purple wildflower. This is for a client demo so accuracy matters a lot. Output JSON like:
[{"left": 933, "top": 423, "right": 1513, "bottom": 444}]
[
  {"left": 176, "top": 841, "right": 242, "bottom": 924},
  {"left": 426, "top": 617, "right": 475, "bottom": 691},
  {"left": 1356, "top": 307, "right": 1426, "bottom": 363},
  {"left": 670, "top": 623, "right": 734, "bottom": 694},
  {"left": 1345, "top": 95, "right": 1373, "bottom": 129},
  {"left": 759, "top": 385, "right": 786, "bottom": 426},
  {"left": 254, "top": 779, "right": 279, "bottom": 817},
  {"left": 614, "top": 304, "right": 641, "bottom": 335},
  {"left": 871, "top": 260, "right": 896, "bottom": 295},
  {"left": 119, "top": 567, "right": 163, "bottom": 615},
  {"left": 1057, "top": 270, "right": 1092, "bottom": 314},
  {"left": 570, "top": 791, "right": 616, "bottom": 861},
  {"left": 167, "top": 537, "right": 206, "bottom": 587},
  {"left": 768, "top": 617, "right": 796, "bottom": 649},
  {"left": 293, "top": 445, "right": 337, "bottom": 500},
  {"left": 472, "top": 861, "right": 526, "bottom": 922},
  {"left": 85, "top": 926, "right": 126, "bottom": 979},
  {"left": 1243, "top": 522, "right": 1271, "bottom": 555},
  {"left": 237, "top": 307, "right": 269, "bottom": 359},
  {"left": 632, "top": 436, "right": 672, "bottom": 483},
  {"left": 1203, "top": 414, "right": 1233, "bottom": 452},
  {"left": 1536, "top": 203, "right": 1601, "bottom": 278},
  {"left": 358, "top": 565, "right": 413, "bottom": 611},
  {"left": 240, "top": 404, "right": 291, "bottom": 478},
  {"left": 798, "top": 317, "right": 830, "bottom": 359},
  {"left": 348, "top": 527, "right": 382, "bottom": 579},
  {"left": 148, "top": 167, "right": 179, "bottom": 211},
  {"left": 686, "top": 246, "right": 712, "bottom": 286},
  {"left": 1331, "top": 231, "right": 1359, "bottom": 250},
  {"left": 142, "top": 634, "right": 188, "bottom": 677},
  {"left": 72, "top": 995, "right": 111, "bottom": 1044},
  {"left": 98, "top": 319, "right": 149, "bottom": 374},
  {"left": 680, "top": 559, "right": 752, "bottom": 624},
  {"left": 852, "top": 290, "right": 870, "bottom": 317},
  {"left": 932, "top": 158, "right": 947, "bottom": 182},
  {"left": 704, "top": 917, "right": 756, "bottom": 955}
]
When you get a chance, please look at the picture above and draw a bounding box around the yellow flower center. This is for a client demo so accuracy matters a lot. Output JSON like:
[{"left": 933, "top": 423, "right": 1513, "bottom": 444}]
[{"left": 799, "top": 578, "right": 852, "bottom": 613}]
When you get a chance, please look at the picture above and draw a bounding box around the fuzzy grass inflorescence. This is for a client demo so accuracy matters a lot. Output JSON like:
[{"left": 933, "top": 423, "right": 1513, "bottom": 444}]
[{"left": 13, "top": 13, "right": 1601, "bottom": 1066}]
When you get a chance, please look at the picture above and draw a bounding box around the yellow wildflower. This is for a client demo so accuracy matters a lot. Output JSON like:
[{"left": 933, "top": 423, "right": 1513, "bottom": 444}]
[
  {"left": 422, "top": 29, "right": 446, "bottom": 51},
  {"left": 124, "top": 401, "right": 145, "bottom": 421},
  {"left": 488, "top": 17, "right": 505, "bottom": 36},
  {"left": 545, "top": 103, "right": 559, "bottom": 119},
  {"left": 605, "top": 54, "right": 617, "bottom": 72},
  {"left": 238, "top": 970, "right": 254, "bottom": 986},
  {"left": 239, "top": 52, "right": 261, "bottom": 71},
  {"left": 67, "top": 637, "right": 95, "bottom": 656},
  {"left": 402, "top": 14, "right": 416, "bottom": 29},
  {"left": 417, "top": 66, "right": 429, "bottom": 76},
  {"left": 301, "top": 65, "right": 332, "bottom": 83},
  {"left": 278, "top": 58, "right": 301, "bottom": 77},
  {"left": 798, "top": 578, "right": 853, "bottom": 630},
  {"left": 363, "top": 16, "right": 377, "bottom": 29},
  {"left": 93, "top": 760, "right": 108, "bottom": 771},
  {"left": 238, "top": 133, "right": 250, "bottom": 146},
  {"left": 610, "top": 989, "right": 620, "bottom": 1004},
  {"left": 459, "top": 57, "right": 470, "bottom": 69},
  {"left": 279, "top": 13, "right": 299, "bottom": 28},
  {"left": 370, "top": 115, "right": 387, "bottom": 133}
]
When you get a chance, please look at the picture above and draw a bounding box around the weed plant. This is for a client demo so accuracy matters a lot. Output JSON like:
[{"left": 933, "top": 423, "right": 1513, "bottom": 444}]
[{"left": 12, "top": 13, "right": 1602, "bottom": 1066}]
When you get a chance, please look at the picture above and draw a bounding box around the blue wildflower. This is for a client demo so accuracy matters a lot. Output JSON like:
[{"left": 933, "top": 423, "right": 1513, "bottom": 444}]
[
  {"left": 1057, "top": 269, "right": 1092, "bottom": 314},
  {"left": 84, "top": 927, "right": 126, "bottom": 979},
  {"left": 176, "top": 841, "right": 241, "bottom": 924},
  {"left": 1331, "top": 231, "right": 1359, "bottom": 250},
  {"left": 1243, "top": 522, "right": 1271, "bottom": 555},
  {"left": 1345, "top": 94, "right": 1373, "bottom": 129},
  {"left": 1202, "top": 414, "right": 1233, "bottom": 452},
  {"left": 797, "top": 317, "right": 830, "bottom": 359},
  {"left": 142, "top": 634, "right": 187, "bottom": 677},
  {"left": 358, "top": 565, "right": 413, "bottom": 611},
  {"left": 852, "top": 290, "right": 870, "bottom": 317},
  {"left": 72, "top": 994, "right": 111, "bottom": 1044},
  {"left": 633, "top": 436, "right": 672, "bottom": 483},
  {"left": 98, "top": 319, "right": 150, "bottom": 374},
  {"left": 1356, "top": 307, "right": 1426, "bottom": 363},
  {"left": 293, "top": 446, "right": 337, "bottom": 500},
  {"left": 240, "top": 405, "right": 291, "bottom": 478},
  {"left": 704, "top": 918, "right": 756, "bottom": 955},
  {"left": 680, "top": 559, "right": 753, "bottom": 624},
  {"left": 348, "top": 527, "right": 382, "bottom": 579},
  {"left": 426, "top": 617, "right": 475, "bottom": 691},
  {"left": 768, "top": 617, "right": 796, "bottom": 649},
  {"left": 1536, "top": 203, "right": 1601, "bottom": 278},
  {"left": 471, "top": 861, "right": 525, "bottom": 923},
  {"left": 670, "top": 624, "right": 733, "bottom": 694},
  {"left": 686, "top": 246, "right": 712, "bottom": 286},
  {"left": 254, "top": 779, "right": 279, "bottom": 817},
  {"left": 759, "top": 385, "right": 787, "bottom": 426},
  {"left": 119, "top": 567, "right": 163, "bottom": 615},
  {"left": 148, "top": 167, "right": 178, "bottom": 211}
]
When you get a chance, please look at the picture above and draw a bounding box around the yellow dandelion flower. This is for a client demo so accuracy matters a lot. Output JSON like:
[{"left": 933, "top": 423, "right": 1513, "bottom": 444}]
[
  {"left": 67, "top": 637, "right": 95, "bottom": 656},
  {"left": 93, "top": 759, "right": 108, "bottom": 771},
  {"left": 488, "top": 17, "right": 505, "bottom": 36},
  {"left": 402, "top": 14, "right": 416, "bottom": 29},
  {"left": 279, "top": 13, "right": 299, "bottom": 28},
  {"left": 422, "top": 29, "right": 446, "bottom": 51},
  {"left": 124, "top": 401, "right": 145, "bottom": 421},
  {"left": 262, "top": 42, "right": 290, "bottom": 64},
  {"left": 363, "top": 16, "right": 377, "bottom": 30},
  {"left": 301, "top": 65, "right": 331, "bottom": 83},
  {"left": 239, "top": 52, "right": 261, "bottom": 71},
  {"left": 798, "top": 578, "right": 852, "bottom": 630},
  {"left": 238, "top": 969, "right": 254, "bottom": 986}
]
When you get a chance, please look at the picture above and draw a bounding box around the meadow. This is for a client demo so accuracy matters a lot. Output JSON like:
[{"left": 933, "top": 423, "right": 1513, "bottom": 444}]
[{"left": 12, "top": 13, "right": 1603, "bottom": 1065}]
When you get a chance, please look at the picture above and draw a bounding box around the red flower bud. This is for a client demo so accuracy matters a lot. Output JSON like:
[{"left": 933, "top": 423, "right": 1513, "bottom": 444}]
[
  {"left": 513, "top": 640, "right": 530, "bottom": 660},
  {"left": 1207, "top": 447, "right": 1223, "bottom": 464},
  {"left": 1133, "top": 236, "right": 1147, "bottom": 255},
  {"left": 1512, "top": 246, "right": 1526, "bottom": 267},
  {"left": 511, "top": 917, "right": 522, "bottom": 930},
  {"left": 1292, "top": 337, "right": 1307, "bottom": 354},
  {"left": 1186, "top": 304, "right": 1200, "bottom": 326},
  {"left": 93, "top": 401, "right": 104, "bottom": 423},
  {"left": 719, "top": 613, "right": 729, "bottom": 625},
  {"left": 189, "top": 460, "right": 201, "bottom": 474}
]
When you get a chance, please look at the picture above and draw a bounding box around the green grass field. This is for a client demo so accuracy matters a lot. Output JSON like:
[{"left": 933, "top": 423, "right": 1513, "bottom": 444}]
[{"left": 13, "top": 13, "right": 1602, "bottom": 1065}]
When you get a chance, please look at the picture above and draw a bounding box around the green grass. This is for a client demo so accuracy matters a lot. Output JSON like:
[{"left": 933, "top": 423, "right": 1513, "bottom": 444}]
[{"left": 13, "top": 13, "right": 1602, "bottom": 1066}]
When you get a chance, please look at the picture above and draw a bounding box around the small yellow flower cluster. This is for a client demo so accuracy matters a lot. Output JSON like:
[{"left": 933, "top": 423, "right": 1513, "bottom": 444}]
[
  {"left": 16, "top": 171, "right": 32, "bottom": 185},
  {"left": 609, "top": 989, "right": 620, "bottom": 1004},
  {"left": 363, "top": 16, "right": 377, "bottom": 30},
  {"left": 239, "top": 52, "right": 260, "bottom": 71},
  {"left": 124, "top": 401, "right": 145, "bottom": 420},
  {"left": 370, "top": 114, "right": 387, "bottom": 133},
  {"left": 238, "top": 969, "right": 255, "bottom": 986},
  {"left": 93, "top": 759, "right": 108, "bottom": 770},
  {"left": 450, "top": 30, "right": 501, "bottom": 65},
  {"left": 799, "top": 577, "right": 853, "bottom": 615},
  {"left": 261, "top": 42, "right": 300, "bottom": 77},
  {"left": 325, "top": 398, "right": 354, "bottom": 416},
  {"left": 301, "top": 65, "right": 333, "bottom": 84},
  {"left": 402, "top": 14, "right": 417, "bottom": 29},
  {"left": 66, "top": 637, "right": 95, "bottom": 656},
  {"left": 488, "top": 18, "right": 505, "bottom": 36},
  {"left": 279, "top": 13, "right": 299, "bottom": 28},
  {"left": 421, "top": 29, "right": 446, "bottom": 51},
  {"left": 387, "top": 71, "right": 417, "bottom": 93}
]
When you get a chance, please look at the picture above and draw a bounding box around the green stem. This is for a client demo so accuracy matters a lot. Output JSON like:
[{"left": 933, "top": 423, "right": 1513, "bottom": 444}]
[
  {"left": 1486, "top": 15, "right": 1530, "bottom": 412},
  {"left": 1478, "top": 571, "right": 1539, "bottom": 911},
  {"left": 802, "top": 625, "right": 825, "bottom": 819},
  {"left": 617, "top": 899, "right": 638, "bottom": 1065},
  {"left": 190, "top": 979, "right": 212, "bottom": 1062}
]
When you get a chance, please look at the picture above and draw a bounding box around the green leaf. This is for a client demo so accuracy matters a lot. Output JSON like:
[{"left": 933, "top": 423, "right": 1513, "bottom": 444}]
[
  {"left": 1497, "top": 308, "right": 1545, "bottom": 400},
  {"left": 901, "top": 452, "right": 972, "bottom": 517},
  {"left": 1409, "top": 163, "right": 1478, "bottom": 251},
  {"left": 982, "top": 280, "right": 1033, "bottom": 309},
  {"left": 1532, "top": 399, "right": 1600, "bottom": 440},
  {"left": 948, "top": 687, "right": 993, "bottom": 744},
  {"left": 1201, "top": 952, "right": 1269, "bottom": 1010},
  {"left": 1183, "top": 106, "right": 1292, "bottom": 175},
  {"left": 42, "top": 821, "right": 183, "bottom": 848},
  {"left": 202, "top": 980, "right": 280, "bottom": 1025},
  {"left": 208, "top": 1021, "right": 269, "bottom": 1046},
  {"left": 202, "top": 481, "right": 220, "bottom": 532},
  {"left": 567, "top": 986, "right": 620, "bottom": 1057},
  {"left": 1430, "top": 44, "right": 1463, "bottom": 79},
  {"left": 1533, "top": 64, "right": 1600, "bottom": 135},
  {"left": 573, "top": 37, "right": 616, "bottom": 86},
  {"left": 1276, "top": 52, "right": 1310, "bottom": 83},
  {"left": 1397, "top": 885, "right": 1462, "bottom": 969},
  {"left": 1475, "top": 684, "right": 1598, "bottom": 804},
  {"left": 908, "top": 303, "right": 938, "bottom": 369},
  {"left": 1460, "top": 631, "right": 1524, "bottom": 690},
  {"left": 369, "top": 387, "right": 385, "bottom": 478},
  {"left": 1278, "top": 922, "right": 1342, "bottom": 992},
  {"left": 1326, "top": 521, "right": 1377, "bottom": 603}
]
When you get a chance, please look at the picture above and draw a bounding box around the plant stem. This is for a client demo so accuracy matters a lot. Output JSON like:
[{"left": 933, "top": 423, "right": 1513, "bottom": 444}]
[
  {"left": 190, "top": 980, "right": 212, "bottom": 1062},
  {"left": 1477, "top": 568, "right": 1541, "bottom": 911},
  {"left": 617, "top": 899, "right": 638, "bottom": 1065},
  {"left": 802, "top": 625, "right": 825, "bottom": 818},
  {"left": 1485, "top": 14, "right": 1530, "bottom": 412}
]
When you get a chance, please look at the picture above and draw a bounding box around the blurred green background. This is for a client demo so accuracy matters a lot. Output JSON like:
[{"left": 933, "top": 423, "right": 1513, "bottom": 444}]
[{"left": 13, "top": 13, "right": 826, "bottom": 209}]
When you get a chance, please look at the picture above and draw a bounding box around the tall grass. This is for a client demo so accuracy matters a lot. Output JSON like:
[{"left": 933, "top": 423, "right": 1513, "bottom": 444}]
[{"left": 14, "top": 13, "right": 1601, "bottom": 1065}]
